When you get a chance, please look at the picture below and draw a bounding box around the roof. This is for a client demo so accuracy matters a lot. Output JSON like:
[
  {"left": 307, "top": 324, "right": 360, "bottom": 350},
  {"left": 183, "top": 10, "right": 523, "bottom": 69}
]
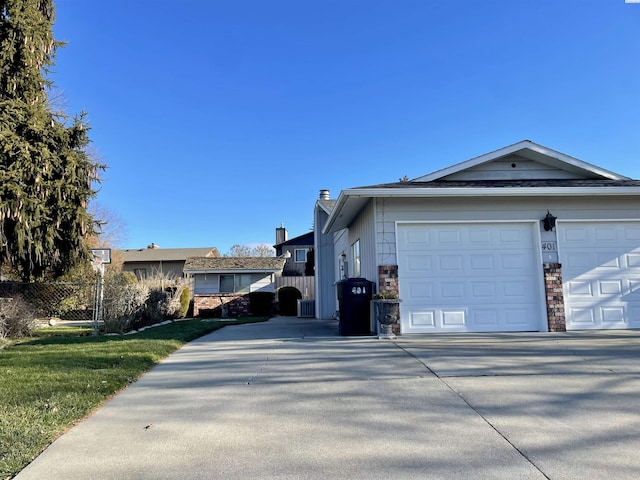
[
  {"left": 183, "top": 256, "right": 286, "bottom": 273},
  {"left": 274, "top": 231, "right": 314, "bottom": 248},
  {"left": 322, "top": 141, "right": 640, "bottom": 234},
  {"left": 120, "top": 247, "right": 217, "bottom": 263}
]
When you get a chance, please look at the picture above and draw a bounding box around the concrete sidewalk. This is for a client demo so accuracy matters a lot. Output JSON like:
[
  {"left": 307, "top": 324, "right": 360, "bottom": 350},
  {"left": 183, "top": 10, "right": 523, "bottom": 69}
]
[{"left": 16, "top": 318, "right": 640, "bottom": 479}]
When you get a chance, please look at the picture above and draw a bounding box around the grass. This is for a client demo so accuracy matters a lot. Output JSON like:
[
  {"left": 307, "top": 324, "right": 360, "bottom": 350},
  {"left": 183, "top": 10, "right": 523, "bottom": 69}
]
[{"left": 0, "top": 317, "right": 268, "bottom": 479}]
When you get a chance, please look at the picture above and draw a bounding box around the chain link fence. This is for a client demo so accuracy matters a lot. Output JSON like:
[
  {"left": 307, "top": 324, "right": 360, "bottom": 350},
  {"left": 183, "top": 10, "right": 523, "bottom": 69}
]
[{"left": 0, "top": 281, "right": 96, "bottom": 323}]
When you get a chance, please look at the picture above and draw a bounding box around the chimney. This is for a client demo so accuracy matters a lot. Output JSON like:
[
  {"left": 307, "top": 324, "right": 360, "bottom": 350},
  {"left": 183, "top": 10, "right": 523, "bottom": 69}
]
[
  {"left": 147, "top": 243, "right": 160, "bottom": 249},
  {"left": 275, "top": 224, "right": 288, "bottom": 245},
  {"left": 319, "top": 189, "right": 330, "bottom": 200}
]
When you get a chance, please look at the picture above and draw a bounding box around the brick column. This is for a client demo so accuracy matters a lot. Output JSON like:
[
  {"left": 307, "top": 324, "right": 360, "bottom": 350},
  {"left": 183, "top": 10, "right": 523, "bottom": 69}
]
[
  {"left": 378, "top": 265, "right": 399, "bottom": 296},
  {"left": 543, "top": 263, "right": 566, "bottom": 332},
  {"left": 378, "top": 265, "right": 400, "bottom": 334}
]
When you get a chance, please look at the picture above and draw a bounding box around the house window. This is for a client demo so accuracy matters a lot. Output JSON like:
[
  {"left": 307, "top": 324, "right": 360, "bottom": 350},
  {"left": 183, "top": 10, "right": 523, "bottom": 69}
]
[
  {"left": 219, "top": 274, "right": 255, "bottom": 293},
  {"left": 294, "top": 248, "right": 307, "bottom": 263},
  {"left": 219, "top": 275, "right": 234, "bottom": 293},
  {"left": 351, "top": 240, "right": 361, "bottom": 278},
  {"left": 236, "top": 274, "right": 253, "bottom": 293}
]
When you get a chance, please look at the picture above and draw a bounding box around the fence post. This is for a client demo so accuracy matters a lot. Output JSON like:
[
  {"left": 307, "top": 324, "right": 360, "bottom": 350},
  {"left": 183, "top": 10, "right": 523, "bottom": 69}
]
[{"left": 92, "top": 263, "right": 105, "bottom": 335}]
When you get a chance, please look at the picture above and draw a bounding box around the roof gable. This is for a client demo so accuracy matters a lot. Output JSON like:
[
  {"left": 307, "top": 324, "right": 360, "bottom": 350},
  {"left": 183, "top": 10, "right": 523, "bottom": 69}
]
[{"left": 412, "top": 140, "right": 628, "bottom": 182}]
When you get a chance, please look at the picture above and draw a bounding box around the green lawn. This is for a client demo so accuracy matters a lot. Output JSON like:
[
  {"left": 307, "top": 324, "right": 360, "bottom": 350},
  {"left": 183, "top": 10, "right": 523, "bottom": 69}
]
[{"left": 0, "top": 317, "right": 268, "bottom": 479}]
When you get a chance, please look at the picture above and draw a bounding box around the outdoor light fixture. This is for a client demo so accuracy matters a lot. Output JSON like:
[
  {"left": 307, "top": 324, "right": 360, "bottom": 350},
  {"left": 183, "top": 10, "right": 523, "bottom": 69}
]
[{"left": 542, "top": 210, "right": 557, "bottom": 231}]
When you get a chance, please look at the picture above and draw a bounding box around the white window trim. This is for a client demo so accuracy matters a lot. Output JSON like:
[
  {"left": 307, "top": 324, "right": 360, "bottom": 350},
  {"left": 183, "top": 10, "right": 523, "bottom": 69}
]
[{"left": 294, "top": 248, "right": 308, "bottom": 263}]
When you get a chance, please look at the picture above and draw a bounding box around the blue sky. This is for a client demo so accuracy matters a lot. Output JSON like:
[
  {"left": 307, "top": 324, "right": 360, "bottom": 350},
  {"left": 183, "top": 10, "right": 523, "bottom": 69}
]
[{"left": 51, "top": 0, "right": 640, "bottom": 254}]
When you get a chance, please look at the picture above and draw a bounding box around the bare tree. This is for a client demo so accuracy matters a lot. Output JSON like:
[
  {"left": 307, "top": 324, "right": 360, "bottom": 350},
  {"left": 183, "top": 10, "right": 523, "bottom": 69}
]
[
  {"left": 89, "top": 202, "right": 128, "bottom": 249},
  {"left": 252, "top": 244, "right": 275, "bottom": 257},
  {"left": 225, "top": 244, "right": 275, "bottom": 257},
  {"left": 226, "top": 244, "right": 253, "bottom": 257}
]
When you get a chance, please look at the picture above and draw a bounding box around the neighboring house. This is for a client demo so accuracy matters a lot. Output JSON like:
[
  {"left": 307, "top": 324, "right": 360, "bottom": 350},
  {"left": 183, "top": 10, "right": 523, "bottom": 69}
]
[
  {"left": 120, "top": 244, "right": 218, "bottom": 280},
  {"left": 274, "top": 226, "right": 314, "bottom": 276},
  {"left": 315, "top": 140, "right": 640, "bottom": 334},
  {"left": 183, "top": 256, "right": 286, "bottom": 317}
]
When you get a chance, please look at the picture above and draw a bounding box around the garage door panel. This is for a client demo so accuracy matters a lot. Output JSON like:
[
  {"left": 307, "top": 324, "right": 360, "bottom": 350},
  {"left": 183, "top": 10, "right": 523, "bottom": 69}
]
[
  {"left": 600, "top": 281, "right": 622, "bottom": 295},
  {"left": 471, "top": 282, "right": 496, "bottom": 297},
  {"left": 469, "top": 229, "right": 492, "bottom": 244},
  {"left": 567, "top": 307, "right": 596, "bottom": 327},
  {"left": 627, "top": 253, "right": 640, "bottom": 267},
  {"left": 473, "top": 309, "right": 499, "bottom": 326},
  {"left": 398, "top": 222, "right": 541, "bottom": 333},
  {"left": 505, "top": 308, "right": 533, "bottom": 326},
  {"left": 442, "top": 310, "right": 466, "bottom": 327},
  {"left": 441, "top": 282, "right": 464, "bottom": 298},
  {"left": 439, "top": 255, "right": 464, "bottom": 271},
  {"left": 408, "top": 310, "right": 436, "bottom": 327},
  {"left": 438, "top": 229, "right": 463, "bottom": 245},
  {"left": 601, "top": 307, "right": 625, "bottom": 324},
  {"left": 503, "top": 280, "right": 529, "bottom": 298},
  {"left": 566, "top": 280, "right": 592, "bottom": 296},
  {"left": 560, "top": 221, "right": 640, "bottom": 330}
]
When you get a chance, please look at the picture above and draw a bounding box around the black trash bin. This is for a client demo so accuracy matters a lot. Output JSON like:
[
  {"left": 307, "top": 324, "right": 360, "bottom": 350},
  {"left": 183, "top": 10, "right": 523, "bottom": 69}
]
[{"left": 336, "top": 278, "right": 374, "bottom": 336}]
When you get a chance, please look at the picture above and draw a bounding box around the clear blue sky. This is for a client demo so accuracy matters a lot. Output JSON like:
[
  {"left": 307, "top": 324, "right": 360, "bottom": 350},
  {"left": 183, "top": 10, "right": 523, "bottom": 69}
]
[{"left": 50, "top": 0, "right": 640, "bottom": 254}]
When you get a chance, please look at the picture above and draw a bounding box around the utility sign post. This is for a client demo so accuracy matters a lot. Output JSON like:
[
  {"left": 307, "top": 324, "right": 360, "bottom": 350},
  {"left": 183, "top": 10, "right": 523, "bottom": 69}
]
[{"left": 90, "top": 248, "right": 111, "bottom": 335}]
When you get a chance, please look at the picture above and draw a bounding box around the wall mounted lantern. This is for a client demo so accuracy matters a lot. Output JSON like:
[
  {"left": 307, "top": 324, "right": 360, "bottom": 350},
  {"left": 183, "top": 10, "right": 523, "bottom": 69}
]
[{"left": 542, "top": 210, "right": 557, "bottom": 231}]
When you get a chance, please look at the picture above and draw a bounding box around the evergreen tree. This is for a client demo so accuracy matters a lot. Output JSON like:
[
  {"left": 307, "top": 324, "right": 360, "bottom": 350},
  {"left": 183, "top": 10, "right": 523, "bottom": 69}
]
[{"left": 0, "top": 0, "right": 103, "bottom": 280}]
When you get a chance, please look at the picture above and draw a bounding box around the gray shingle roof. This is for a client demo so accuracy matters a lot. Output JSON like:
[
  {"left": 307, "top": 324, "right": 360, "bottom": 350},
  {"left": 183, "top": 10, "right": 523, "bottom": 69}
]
[
  {"left": 120, "top": 247, "right": 217, "bottom": 263},
  {"left": 184, "top": 256, "right": 286, "bottom": 273}
]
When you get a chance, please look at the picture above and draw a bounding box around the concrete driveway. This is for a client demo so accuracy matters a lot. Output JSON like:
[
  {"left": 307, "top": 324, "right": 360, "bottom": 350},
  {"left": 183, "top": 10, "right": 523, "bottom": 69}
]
[{"left": 16, "top": 318, "right": 640, "bottom": 480}]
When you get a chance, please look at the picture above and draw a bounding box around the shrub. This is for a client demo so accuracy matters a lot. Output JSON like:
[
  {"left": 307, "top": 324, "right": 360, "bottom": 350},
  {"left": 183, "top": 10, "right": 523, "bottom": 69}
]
[
  {"left": 102, "top": 280, "right": 149, "bottom": 333},
  {"left": 0, "top": 295, "right": 36, "bottom": 338},
  {"left": 178, "top": 286, "right": 190, "bottom": 318},
  {"left": 277, "top": 286, "right": 302, "bottom": 316},
  {"left": 249, "top": 291, "right": 274, "bottom": 316}
]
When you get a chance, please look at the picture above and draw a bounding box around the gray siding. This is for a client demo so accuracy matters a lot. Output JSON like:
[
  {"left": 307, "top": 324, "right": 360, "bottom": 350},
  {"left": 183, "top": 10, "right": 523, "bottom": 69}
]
[
  {"left": 314, "top": 206, "right": 336, "bottom": 319},
  {"left": 347, "top": 200, "right": 377, "bottom": 283},
  {"left": 375, "top": 196, "right": 640, "bottom": 265}
]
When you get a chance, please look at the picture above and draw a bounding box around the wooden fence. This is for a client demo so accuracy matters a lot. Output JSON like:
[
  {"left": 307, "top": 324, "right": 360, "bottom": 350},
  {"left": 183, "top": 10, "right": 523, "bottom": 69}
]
[{"left": 275, "top": 276, "right": 315, "bottom": 299}]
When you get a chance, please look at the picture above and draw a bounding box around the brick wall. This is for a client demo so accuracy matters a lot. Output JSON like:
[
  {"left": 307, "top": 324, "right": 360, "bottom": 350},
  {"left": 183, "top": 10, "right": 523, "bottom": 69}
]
[
  {"left": 543, "top": 263, "right": 566, "bottom": 332},
  {"left": 193, "top": 293, "right": 252, "bottom": 317},
  {"left": 378, "top": 265, "right": 399, "bottom": 296},
  {"left": 378, "top": 265, "right": 400, "bottom": 335}
]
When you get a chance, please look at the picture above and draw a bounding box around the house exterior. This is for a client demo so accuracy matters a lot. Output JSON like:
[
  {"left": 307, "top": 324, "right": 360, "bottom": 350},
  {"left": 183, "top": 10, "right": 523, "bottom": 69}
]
[
  {"left": 120, "top": 244, "right": 218, "bottom": 280},
  {"left": 274, "top": 226, "right": 314, "bottom": 276},
  {"left": 183, "top": 256, "right": 286, "bottom": 317},
  {"left": 315, "top": 140, "right": 640, "bottom": 334}
]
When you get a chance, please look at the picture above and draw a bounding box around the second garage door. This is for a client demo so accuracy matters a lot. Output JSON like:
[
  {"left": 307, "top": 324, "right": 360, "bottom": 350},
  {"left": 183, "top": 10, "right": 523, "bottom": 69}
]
[
  {"left": 559, "top": 221, "right": 640, "bottom": 330},
  {"left": 397, "top": 222, "right": 543, "bottom": 333}
]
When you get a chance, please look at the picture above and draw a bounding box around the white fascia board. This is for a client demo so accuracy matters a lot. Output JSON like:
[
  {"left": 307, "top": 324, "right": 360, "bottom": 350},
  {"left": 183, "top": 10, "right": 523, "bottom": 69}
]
[
  {"left": 321, "top": 190, "right": 350, "bottom": 235},
  {"left": 413, "top": 141, "right": 532, "bottom": 182}
]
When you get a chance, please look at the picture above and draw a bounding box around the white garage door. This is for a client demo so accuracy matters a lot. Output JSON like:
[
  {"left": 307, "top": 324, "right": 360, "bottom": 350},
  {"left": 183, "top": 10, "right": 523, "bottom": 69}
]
[
  {"left": 558, "top": 221, "right": 640, "bottom": 330},
  {"left": 397, "top": 223, "right": 543, "bottom": 333}
]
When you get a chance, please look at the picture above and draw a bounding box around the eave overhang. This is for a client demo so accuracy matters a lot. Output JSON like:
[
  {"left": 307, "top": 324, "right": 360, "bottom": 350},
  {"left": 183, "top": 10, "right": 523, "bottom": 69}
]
[
  {"left": 183, "top": 268, "right": 281, "bottom": 275},
  {"left": 322, "top": 186, "right": 640, "bottom": 234}
]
